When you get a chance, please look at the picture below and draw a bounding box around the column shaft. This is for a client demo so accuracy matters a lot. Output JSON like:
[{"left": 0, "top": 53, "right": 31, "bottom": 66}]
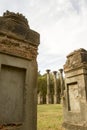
[
  {"left": 53, "top": 71, "right": 58, "bottom": 104},
  {"left": 46, "top": 69, "right": 52, "bottom": 104}
]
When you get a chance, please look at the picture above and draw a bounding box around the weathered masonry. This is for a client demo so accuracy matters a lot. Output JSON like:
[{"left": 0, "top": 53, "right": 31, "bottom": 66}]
[
  {"left": 0, "top": 11, "right": 40, "bottom": 130},
  {"left": 63, "top": 48, "right": 87, "bottom": 130}
]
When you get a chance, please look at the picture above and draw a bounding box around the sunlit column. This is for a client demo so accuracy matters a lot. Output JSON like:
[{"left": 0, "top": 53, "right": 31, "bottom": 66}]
[
  {"left": 59, "top": 69, "right": 64, "bottom": 96},
  {"left": 46, "top": 69, "right": 52, "bottom": 104},
  {"left": 53, "top": 71, "right": 58, "bottom": 104}
]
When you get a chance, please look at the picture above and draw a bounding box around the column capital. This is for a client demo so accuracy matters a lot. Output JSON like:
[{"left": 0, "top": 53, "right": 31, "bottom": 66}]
[
  {"left": 53, "top": 71, "right": 57, "bottom": 75},
  {"left": 59, "top": 68, "right": 63, "bottom": 74},
  {"left": 46, "top": 69, "right": 50, "bottom": 74}
]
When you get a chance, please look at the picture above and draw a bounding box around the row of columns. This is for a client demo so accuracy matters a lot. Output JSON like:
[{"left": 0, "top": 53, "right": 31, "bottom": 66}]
[{"left": 46, "top": 69, "right": 64, "bottom": 104}]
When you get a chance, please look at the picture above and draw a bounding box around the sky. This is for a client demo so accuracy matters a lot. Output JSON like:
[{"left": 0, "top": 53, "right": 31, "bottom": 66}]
[{"left": 0, "top": 0, "right": 87, "bottom": 74}]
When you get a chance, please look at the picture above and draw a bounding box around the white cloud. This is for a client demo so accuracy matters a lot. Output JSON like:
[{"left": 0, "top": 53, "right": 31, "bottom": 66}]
[
  {"left": 0, "top": 0, "right": 87, "bottom": 74},
  {"left": 37, "top": 0, "right": 87, "bottom": 74}
]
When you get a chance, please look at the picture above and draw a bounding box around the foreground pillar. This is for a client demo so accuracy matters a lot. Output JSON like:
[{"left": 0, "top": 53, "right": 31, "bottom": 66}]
[
  {"left": 62, "top": 49, "right": 87, "bottom": 130},
  {"left": 0, "top": 11, "right": 40, "bottom": 130},
  {"left": 53, "top": 71, "right": 58, "bottom": 104},
  {"left": 46, "top": 69, "right": 52, "bottom": 104}
]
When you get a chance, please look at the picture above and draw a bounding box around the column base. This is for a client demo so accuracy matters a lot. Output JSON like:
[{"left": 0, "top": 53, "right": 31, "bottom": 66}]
[
  {"left": 54, "top": 94, "right": 58, "bottom": 104},
  {"left": 62, "top": 121, "right": 87, "bottom": 130},
  {"left": 38, "top": 95, "right": 43, "bottom": 104},
  {"left": 54, "top": 94, "right": 60, "bottom": 104},
  {"left": 46, "top": 94, "right": 52, "bottom": 104}
]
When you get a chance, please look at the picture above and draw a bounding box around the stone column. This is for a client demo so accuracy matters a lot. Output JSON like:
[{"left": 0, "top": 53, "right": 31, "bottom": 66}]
[
  {"left": 59, "top": 69, "right": 64, "bottom": 96},
  {"left": 38, "top": 92, "right": 43, "bottom": 104},
  {"left": 53, "top": 71, "right": 58, "bottom": 104},
  {"left": 46, "top": 69, "right": 52, "bottom": 104},
  {"left": 62, "top": 48, "right": 87, "bottom": 130},
  {"left": 0, "top": 11, "right": 40, "bottom": 130},
  {"left": 57, "top": 72, "right": 61, "bottom": 103}
]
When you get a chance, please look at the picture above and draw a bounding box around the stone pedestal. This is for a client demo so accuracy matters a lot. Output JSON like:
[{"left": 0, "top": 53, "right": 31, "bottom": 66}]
[
  {"left": 63, "top": 48, "right": 87, "bottom": 130},
  {"left": 0, "top": 11, "right": 40, "bottom": 130}
]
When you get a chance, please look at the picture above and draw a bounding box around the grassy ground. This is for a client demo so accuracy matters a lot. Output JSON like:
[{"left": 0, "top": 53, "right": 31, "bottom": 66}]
[{"left": 37, "top": 104, "right": 65, "bottom": 130}]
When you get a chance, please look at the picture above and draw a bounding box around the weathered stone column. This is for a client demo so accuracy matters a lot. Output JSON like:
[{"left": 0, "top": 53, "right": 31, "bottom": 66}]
[
  {"left": 0, "top": 11, "right": 40, "bottom": 130},
  {"left": 62, "top": 48, "right": 87, "bottom": 130},
  {"left": 56, "top": 72, "right": 61, "bottom": 104},
  {"left": 59, "top": 69, "right": 64, "bottom": 96},
  {"left": 53, "top": 71, "right": 58, "bottom": 104},
  {"left": 46, "top": 69, "right": 52, "bottom": 104}
]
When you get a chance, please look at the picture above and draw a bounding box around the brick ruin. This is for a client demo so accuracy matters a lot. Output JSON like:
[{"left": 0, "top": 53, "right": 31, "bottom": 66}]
[{"left": 0, "top": 11, "right": 40, "bottom": 130}]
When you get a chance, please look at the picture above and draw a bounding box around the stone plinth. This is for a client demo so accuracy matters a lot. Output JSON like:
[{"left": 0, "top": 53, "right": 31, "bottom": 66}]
[
  {"left": 63, "top": 48, "right": 87, "bottom": 130},
  {"left": 0, "top": 11, "right": 40, "bottom": 130}
]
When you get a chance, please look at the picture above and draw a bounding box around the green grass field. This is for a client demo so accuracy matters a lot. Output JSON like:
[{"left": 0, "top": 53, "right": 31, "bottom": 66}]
[{"left": 37, "top": 104, "right": 65, "bottom": 130}]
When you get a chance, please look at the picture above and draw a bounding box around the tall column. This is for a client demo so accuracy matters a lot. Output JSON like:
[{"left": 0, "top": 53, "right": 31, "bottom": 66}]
[
  {"left": 53, "top": 71, "right": 58, "bottom": 104},
  {"left": 46, "top": 69, "right": 52, "bottom": 104},
  {"left": 57, "top": 72, "right": 61, "bottom": 103},
  {"left": 59, "top": 69, "right": 64, "bottom": 96}
]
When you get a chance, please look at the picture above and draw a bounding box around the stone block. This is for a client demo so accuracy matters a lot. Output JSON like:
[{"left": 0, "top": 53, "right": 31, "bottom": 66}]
[
  {"left": 63, "top": 48, "right": 87, "bottom": 130},
  {"left": 0, "top": 11, "right": 40, "bottom": 130}
]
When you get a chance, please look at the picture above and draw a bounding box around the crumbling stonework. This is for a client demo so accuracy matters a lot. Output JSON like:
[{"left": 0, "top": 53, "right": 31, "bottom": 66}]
[
  {"left": 63, "top": 48, "right": 87, "bottom": 130},
  {"left": 0, "top": 11, "right": 40, "bottom": 130},
  {"left": 0, "top": 10, "right": 39, "bottom": 60}
]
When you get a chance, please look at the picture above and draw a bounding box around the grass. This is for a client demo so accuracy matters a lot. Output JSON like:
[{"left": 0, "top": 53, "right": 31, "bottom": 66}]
[{"left": 37, "top": 104, "right": 65, "bottom": 130}]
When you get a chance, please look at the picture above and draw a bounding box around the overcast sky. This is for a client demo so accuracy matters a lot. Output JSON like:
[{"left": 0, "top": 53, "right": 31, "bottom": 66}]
[{"left": 0, "top": 0, "right": 87, "bottom": 74}]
